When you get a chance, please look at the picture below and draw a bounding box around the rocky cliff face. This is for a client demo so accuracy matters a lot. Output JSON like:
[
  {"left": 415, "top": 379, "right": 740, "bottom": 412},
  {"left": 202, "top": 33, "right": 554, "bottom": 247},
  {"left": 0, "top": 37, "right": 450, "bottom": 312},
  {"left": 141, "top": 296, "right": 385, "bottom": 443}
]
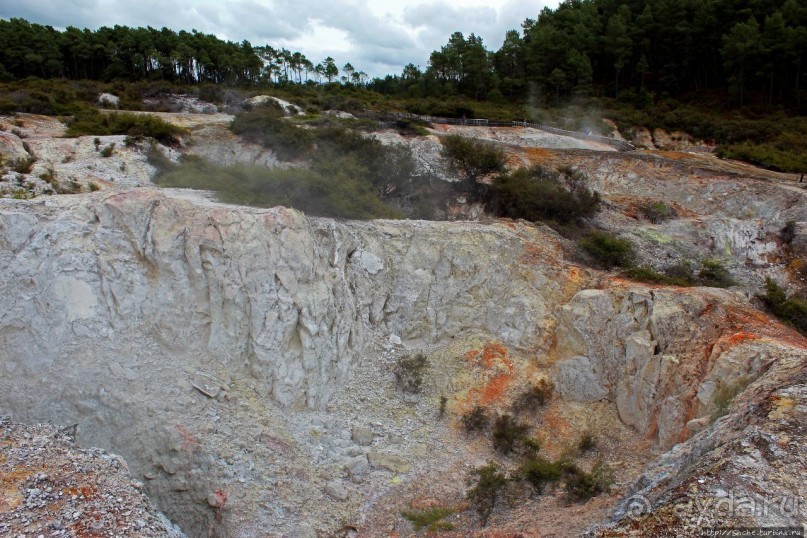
[{"left": 0, "top": 188, "right": 586, "bottom": 534}]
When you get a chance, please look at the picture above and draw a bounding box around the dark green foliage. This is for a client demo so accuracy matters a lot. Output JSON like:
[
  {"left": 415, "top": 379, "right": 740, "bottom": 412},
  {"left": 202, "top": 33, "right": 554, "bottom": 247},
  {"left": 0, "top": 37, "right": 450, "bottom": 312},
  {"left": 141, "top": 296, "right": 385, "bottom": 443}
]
[
  {"left": 394, "top": 353, "right": 428, "bottom": 394},
  {"left": 401, "top": 507, "right": 456, "bottom": 532},
  {"left": 519, "top": 457, "right": 566, "bottom": 493},
  {"left": 781, "top": 220, "right": 797, "bottom": 244},
  {"left": 578, "top": 432, "right": 597, "bottom": 453},
  {"left": 66, "top": 111, "right": 184, "bottom": 145},
  {"left": 698, "top": 259, "right": 736, "bottom": 288},
  {"left": 462, "top": 406, "right": 489, "bottom": 433},
  {"left": 230, "top": 107, "right": 314, "bottom": 160},
  {"left": 491, "top": 414, "right": 530, "bottom": 455},
  {"left": 100, "top": 143, "right": 115, "bottom": 157},
  {"left": 580, "top": 232, "right": 636, "bottom": 268},
  {"left": 438, "top": 396, "right": 448, "bottom": 418},
  {"left": 642, "top": 202, "right": 676, "bottom": 223},
  {"left": 153, "top": 155, "right": 400, "bottom": 220},
  {"left": 440, "top": 134, "right": 505, "bottom": 191},
  {"left": 485, "top": 166, "right": 600, "bottom": 225},
  {"left": 761, "top": 278, "right": 807, "bottom": 335},
  {"left": 12, "top": 156, "right": 34, "bottom": 174},
  {"left": 622, "top": 266, "right": 694, "bottom": 287},
  {"left": 564, "top": 460, "right": 614, "bottom": 501},
  {"left": 466, "top": 463, "right": 508, "bottom": 526},
  {"left": 513, "top": 379, "right": 554, "bottom": 411}
]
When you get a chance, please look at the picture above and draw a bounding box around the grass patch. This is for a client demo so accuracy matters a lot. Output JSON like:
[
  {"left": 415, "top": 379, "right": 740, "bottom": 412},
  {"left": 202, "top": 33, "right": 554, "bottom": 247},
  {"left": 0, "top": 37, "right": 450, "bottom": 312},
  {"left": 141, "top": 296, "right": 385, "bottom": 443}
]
[{"left": 401, "top": 507, "right": 456, "bottom": 532}]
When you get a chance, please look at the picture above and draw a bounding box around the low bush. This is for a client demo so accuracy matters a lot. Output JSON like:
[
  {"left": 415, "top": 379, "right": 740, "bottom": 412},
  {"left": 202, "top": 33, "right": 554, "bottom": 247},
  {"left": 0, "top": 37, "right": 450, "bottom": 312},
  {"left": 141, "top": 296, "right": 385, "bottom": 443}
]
[
  {"left": 394, "top": 353, "right": 428, "bottom": 394},
  {"left": 580, "top": 232, "right": 635, "bottom": 268},
  {"left": 66, "top": 111, "right": 184, "bottom": 145},
  {"left": 466, "top": 463, "right": 508, "bottom": 526},
  {"left": 440, "top": 134, "right": 506, "bottom": 192},
  {"left": 513, "top": 379, "right": 554, "bottom": 411},
  {"left": 401, "top": 507, "right": 455, "bottom": 532},
  {"left": 485, "top": 165, "right": 600, "bottom": 225},
  {"left": 642, "top": 201, "right": 676, "bottom": 223},
  {"left": 230, "top": 106, "right": 314, "bottom": 160},
  {"left": 13, "top": 156, "right": 34, "bottom": 174},
  {"left": 698, "top": 259, "right": 735, "bottom": 288},
  {"left": 564, "top": 460, "right": 614, "bottom": 501},
  {"left": 100, "top": 143, "right": 115, "bottom": 157},
  {"left": 491, "top": 414, "right": 530, "bottom": 455},
  {"left": 462, "top": 406, "right": 489, "bottom": 433},
  {"left": 781, "top": 220, "right": 797, "bottom": 244},
  {"left": 578, "top": 432, "right": 597, "bottom": 453},
  {"left": 519, "top": 457, "right": 565, "bottom": 493},
  {"left": 622, "top": 266, "right": 693, "bottom": 286},
  {"left": 760, "top": 278, "right": 807, "bottom": 335},
  {"left": 710, "top": 376, "right": 752, "bottom": 421}
]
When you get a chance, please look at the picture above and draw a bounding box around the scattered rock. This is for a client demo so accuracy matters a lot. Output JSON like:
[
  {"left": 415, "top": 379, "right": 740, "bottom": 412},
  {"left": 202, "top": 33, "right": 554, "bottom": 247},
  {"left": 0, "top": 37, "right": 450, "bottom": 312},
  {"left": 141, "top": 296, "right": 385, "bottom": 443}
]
[
  {"left": 351, "top": 426, "right": 374, "bottom": 446},
  {"left": 367, "top": 451, "right": 411, "bottom": 474},
  {"left": 324, "top": 481, "right": 349, "bottom": 501}
]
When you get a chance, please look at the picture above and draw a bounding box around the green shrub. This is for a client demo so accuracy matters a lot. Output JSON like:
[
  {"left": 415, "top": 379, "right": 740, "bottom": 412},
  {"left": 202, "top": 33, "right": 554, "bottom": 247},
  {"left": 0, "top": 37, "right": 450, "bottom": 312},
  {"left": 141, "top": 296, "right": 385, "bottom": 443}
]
[
  {"left": 622, "top": 266, "right": 693, "bottom": 287},
  {"left": 100, "top": 143, "right": 115, "bottom": 157},
  {"left": 462, "top": 406, "right": 489, "bottom": 433},
  {"left": 401, "top": 507, "right": 456, "bottom": 532},
  {"left": 564, "top": 460, "right": 614, "bottom": 500},
  {"left": 38, "top": 167, "right": 56, "bottom": 184},
  {"left": 698, "top": 259, "right": 735, "bottom": 288},
  {"left": 491, "top": 414, "right": 530, "bottom": 455},
  {"left": 513, "top": 379, "right": 554, "bottom": 411},
  {"left": 66, "top": 111, "right": 184, "bottom": 145},
  {"left": 466, "top": 463, "right": 508, "bottom": 526},
  {"left": 440, "top": 134, "right": 505, "bottom": 192},
  {"left": 13, "top": 156, "right": 35, "bottom": 174},
  {"left": 710, "top": 376, "right": 752, "bottom": 421},
  {"left": 580, "top": 232, "right": 636, "bottom": 268},
  {"left": 760, "top": 278, "right": 807, "bottom": 335},
  {"left": 394, "top": 353, "right": 428, "bottom": 394},
  {"left": 781, "top": 220, "right": 797, "bottom": 244},
  {"left": 642, "top": 201, "right": 676, "bottom": 223},
  {"left": 485, "top": 165, "right": 600, "bottom": 225},
  {"left": 578, "top": 432, "right": 597, "bottom": 452},
  {"left": 230, "top": 107, "right": 314, "bottom": 160},
  {"left": 519, "top": 457, "right": 565, "bottom": 493}
]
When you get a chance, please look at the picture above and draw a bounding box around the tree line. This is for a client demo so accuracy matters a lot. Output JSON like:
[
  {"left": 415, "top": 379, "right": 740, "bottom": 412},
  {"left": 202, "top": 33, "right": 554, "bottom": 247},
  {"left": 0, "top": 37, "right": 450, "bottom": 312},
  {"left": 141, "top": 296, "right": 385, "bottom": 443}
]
[
  {"left": 370, "top": 0, "right": 807, "bottom": 108},
  {"left": 0, "top": 18, "right": 366, "bottom": 87},
  {"left": 2, "top": 0, "right": 806, "bottom": 108}
]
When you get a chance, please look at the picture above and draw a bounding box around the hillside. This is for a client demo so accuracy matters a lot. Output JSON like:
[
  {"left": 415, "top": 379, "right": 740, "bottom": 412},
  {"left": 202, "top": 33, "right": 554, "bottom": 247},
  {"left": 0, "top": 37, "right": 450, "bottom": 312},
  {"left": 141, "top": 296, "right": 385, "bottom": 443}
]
[{"left": 0, "top": 87, "right": 806, "bottom": 536}]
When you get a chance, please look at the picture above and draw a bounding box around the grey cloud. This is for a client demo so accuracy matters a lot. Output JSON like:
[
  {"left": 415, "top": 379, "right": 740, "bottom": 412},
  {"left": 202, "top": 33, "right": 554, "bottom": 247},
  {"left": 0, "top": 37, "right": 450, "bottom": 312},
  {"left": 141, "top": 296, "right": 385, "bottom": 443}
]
[{"left": 0, "top": 0, "right": 552, "bottom": 78}]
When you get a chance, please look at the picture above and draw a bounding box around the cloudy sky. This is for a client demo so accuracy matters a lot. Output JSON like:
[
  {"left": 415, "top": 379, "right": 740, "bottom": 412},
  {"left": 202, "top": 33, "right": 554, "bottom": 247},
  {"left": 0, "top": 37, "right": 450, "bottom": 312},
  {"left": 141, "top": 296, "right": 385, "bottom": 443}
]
[{"left": 0, "top": 0, "right": 560, "bottom": 78}]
